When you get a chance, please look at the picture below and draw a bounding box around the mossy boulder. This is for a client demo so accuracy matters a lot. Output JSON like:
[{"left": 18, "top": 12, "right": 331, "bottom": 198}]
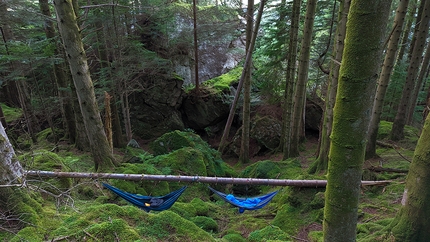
[
  {"left": 153, "top": 147, "right": 208, "bottom": 176},
  {"left": 150, "top": 130, "right": 234, "bottom": 177},
  {"left": 191, "top": 216, "right": 218, "bottom": 232},
  {"left": 142, "top": 210, "right": 216, "bottom": 241},
  {"left": 110, "top": 162, "right": 170, "bottom": 197},
  {"left": 222, "top": 233, "right": 247, "bottom": 242},
  {"left": 250, "top": 116, "right": 282, "bottom": 150},
  {"left": 248, "top": 225, "right": 290, "bottom": 242},
  {"left": 19, "top": 149, "right": 72, "bottom": 190}
]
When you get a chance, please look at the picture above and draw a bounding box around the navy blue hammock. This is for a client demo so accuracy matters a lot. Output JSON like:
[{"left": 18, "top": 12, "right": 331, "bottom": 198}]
[
  {"left": 208, "top": 186, "right": 279, "bottom": 213},
  {"left": 103, "top": 183, "right": 187, "bottom": 212}
]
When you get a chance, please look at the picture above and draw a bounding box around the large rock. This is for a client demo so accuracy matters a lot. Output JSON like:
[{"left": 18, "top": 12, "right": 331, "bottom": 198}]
[
  {"left": 228, "top": 116, "right": 282, "bottom": 157},
  {"left": 129, "top": 75, "right": 185, "bottom": 139},
  {"left": 182, "top": 88, "right": 230, "bottom": 130}
]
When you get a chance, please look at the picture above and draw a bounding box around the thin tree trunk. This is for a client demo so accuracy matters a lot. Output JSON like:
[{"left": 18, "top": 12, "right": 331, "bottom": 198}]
[
  {"left": 290, "top": 0, "right": 317, "bottom": 157},
  {"left": 323, "top": 0, "right": 392, "bottom": 240},
  {"left": 218, "top": 0, "right": 266, "bottom": 154},
  {"left": 366, "top": 0, "right": 410, "bottom": 159},
  {"left": 396, "top": 0, "right": 416, "bottom": 63},
  {"left": 280, "top": 0, "right": 301, "bottom": 160},
  {"left": 239, "top": 0, "right": 254, "bottom": 164},
  {"left": 391, "top": 0, "right": 430, "bottom": 141},
  {"left": 192, "top": 0, "right": 199, "bottom": 92},
  {"left": 406, "top": 42, "right": 430, "bottom": 124},
  {"left": 53, "top": 0, "right": 116, "bottom": 172},
  {"left": 313, "top": 0, "right": 350, "bottom": 172}
]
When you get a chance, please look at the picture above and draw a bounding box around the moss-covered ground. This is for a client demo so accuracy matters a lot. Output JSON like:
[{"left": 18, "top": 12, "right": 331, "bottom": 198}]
[{"left": 0, "top": 108, "right": 417, "bottom": 241}]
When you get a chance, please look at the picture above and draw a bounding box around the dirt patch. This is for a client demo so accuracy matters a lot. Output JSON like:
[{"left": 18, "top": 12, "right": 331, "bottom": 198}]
[{"left": 294, "top": 222, "right": 322, "bottom": 241}]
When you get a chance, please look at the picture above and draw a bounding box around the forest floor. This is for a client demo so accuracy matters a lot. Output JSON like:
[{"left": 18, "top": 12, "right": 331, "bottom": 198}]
[{"left": 1, "top": 115, "right": 417, "bottom": 241}]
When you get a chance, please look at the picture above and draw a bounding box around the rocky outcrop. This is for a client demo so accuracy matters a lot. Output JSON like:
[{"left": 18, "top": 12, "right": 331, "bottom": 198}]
[
  {"left": 129, "top": 75, "right": 185, "bottom": 139},
  {"left": 182, "top": 89, "right": 231, "bottom": 131}
]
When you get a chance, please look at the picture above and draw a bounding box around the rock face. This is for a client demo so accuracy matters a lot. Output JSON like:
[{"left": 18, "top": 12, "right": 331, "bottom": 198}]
[
  {"left": 182, "top": 89, "right": 231, "bottom": 131},
  {"left": 129, "top": 75, "right": 185, "bottom": 139}
]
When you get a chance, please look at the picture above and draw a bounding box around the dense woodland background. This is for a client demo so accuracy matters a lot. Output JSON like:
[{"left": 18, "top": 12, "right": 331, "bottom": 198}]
[{"left": 1, "top": 0, "right": 430, "bottom": 241}]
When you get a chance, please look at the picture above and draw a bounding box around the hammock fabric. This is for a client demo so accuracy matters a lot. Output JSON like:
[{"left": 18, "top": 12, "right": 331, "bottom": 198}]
[
  {"left": 208, "top": 186, "right": 279, "bottom": 213},
  {"left": 103, "top": 183, "right": 187, "bottom": 212}
]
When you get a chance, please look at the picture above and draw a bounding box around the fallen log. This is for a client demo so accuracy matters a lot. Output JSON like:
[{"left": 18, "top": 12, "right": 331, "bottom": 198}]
[
  {"left": 25, "top": 170, "right": 391, "bottom": 187},
  {"left": 368, "top": 166, "right": 408, "bottom": 173}
]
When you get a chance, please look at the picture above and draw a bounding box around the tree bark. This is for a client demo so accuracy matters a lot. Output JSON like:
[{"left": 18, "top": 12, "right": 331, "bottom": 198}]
[
  {"left": 290, "top": 0, "right": 317, "bottom": 157},
  {"left": 53, "top": 0, "right": 116, "bottom": 172},
  {"left": 323, "top": 0, "right": 392, "bottom": 241},
  {"left": 280, "top": 0, "right": 301, "bottom": 160},
  {"left": 313, "top": 0, "right": 350, "bottom": 172},
  {"left": 406, "top": 41, "right": 430, "bottom": 124},
  {"left": 239, "top": 0, "right": 254, "bottom": 164},
  {"left": 366, "top": 0, "right": 410, "bottom": 159},
  {"left": 39, "top": 0, "right": 77, "bottom": 143},
  {"left": 387, "top": 97, "right": 430, "bottom": 241},
  {"left": 390, "top": 0, "right": 430, "bottom": 141},
  {"left": 218, "top": 0, "right": 265, "bottom": 153},
  {"left": 25, "top": 170, "right": 391, "bottom": 187}
]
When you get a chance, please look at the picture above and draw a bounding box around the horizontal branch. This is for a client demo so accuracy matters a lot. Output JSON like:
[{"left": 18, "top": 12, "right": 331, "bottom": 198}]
[{"left": 25, "top": 170, "right": 391, "bottom": 187}]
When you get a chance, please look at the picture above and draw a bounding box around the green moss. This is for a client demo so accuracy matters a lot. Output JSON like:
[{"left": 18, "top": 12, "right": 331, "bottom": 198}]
[
  {"left": 203, "top": 67, "right": 243, "bottom": 92},
  {"left": 191, "top": 216, "right": 218, "bottom": 232},
  {"left": 222, "top": 233, "right": 246, "bottom": 242},
  {"left": 141, "top": 210, "right": 216, "bottom": 241},
  {"left": 153, "top": 147, "right": 208, "bottom": 176},
  {"left": 248, "top": 225, "right": 290, "bottom": 242},
  {"left": 308, "top": 230, "right": 323, "bottom": 242},
  {"left": 272, "top": 203, "right": 304, "bottom": 234},
  {"left": 19, "top": 149, "right": 72, "bottom": 189},
  {"left": 150, "top": 130, "right": 233, "bottom": 177},
  {"left": 11, "top": 227, "right": 44, "bottom": 242},
  {"left": 0, "top": 103, "right": 22, "bottom": 123},
  {"left": 86, "top": 218, "right": 141, "bottom": 241}
]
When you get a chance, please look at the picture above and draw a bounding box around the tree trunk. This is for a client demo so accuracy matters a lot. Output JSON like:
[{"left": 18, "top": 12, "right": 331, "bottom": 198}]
[
  {"left": 239, "top": 0, "right": 254, "bottom": 164},
  {"left": 406, "top": 41, "right": 430, "bottom": 124},
  {"left": 387, "top": 99, "right": 430, "bottom": 241},
  {"left": 192, "top": 0, "right": 199, "bottom": 92},
  {"left": 280, "top": 0, "right": 301, "bottom": 160},
  {"left": 390, "top": 0, "right": 430, "bottom": 141},
  {"left": 290, "top": 0, "right": 317, "bottom": 157},
  {"left": 366, "top": 0, "right": 410, "bottom": 159},
  {"left": 218, "top": 0, "right": 265, "bottom": 154},
  {"left": 53, "top": 0, "right": 116, "bottom": 172},
  {"left": 313, "top": 0, "right": 350, "bottom": 172},
  {"left": 396, "top": 0, "right": 416, "bottom": 63},
  {"left": 323, "top": 0, "right": 392, "bottom": 241},
  {"left": 39, "top": 0, "right": 76, "bottom": 143}
]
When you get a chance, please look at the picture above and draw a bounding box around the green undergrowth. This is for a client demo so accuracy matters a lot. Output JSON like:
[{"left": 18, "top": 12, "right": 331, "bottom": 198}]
[
  {"left": 1, "top": 121, "right": 419, "bottom": 241},
  {"left": 0, "top": 102, "right": 22, "bottom": 123}
]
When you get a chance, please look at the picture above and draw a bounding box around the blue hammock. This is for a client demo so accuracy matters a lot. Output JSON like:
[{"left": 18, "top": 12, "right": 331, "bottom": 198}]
[
  {"left": 208, "top": 186, "right": 279, "bottom": 213},
  {"left": 103, "top": 183, "right": 187, "bottom": 212}
]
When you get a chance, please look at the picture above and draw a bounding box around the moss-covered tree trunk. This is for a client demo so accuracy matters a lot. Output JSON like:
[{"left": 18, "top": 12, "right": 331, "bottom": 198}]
[
  {"left": 323, "top": 0, "right": 392, "bottom": 241},
  {"left": 0, "top": 122, "right": 40, "bottom": 229},
  {"left": 390, "top": 0, "right": 430, "bottom": 141},
  {"left": 53, "top": 0, "right": 115, "bottom": 172},
  {"left": 280, "top": 0, "right": 301, "bottom": 160},
  {"left": 366, "top": 0, "right": 410, "bottom": 159},
  {"left": 313, "top": 0, "right": 350, "bottom": 173},
  {"left": 387, "top": 103, "right": 430, "bottom": 241}
]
